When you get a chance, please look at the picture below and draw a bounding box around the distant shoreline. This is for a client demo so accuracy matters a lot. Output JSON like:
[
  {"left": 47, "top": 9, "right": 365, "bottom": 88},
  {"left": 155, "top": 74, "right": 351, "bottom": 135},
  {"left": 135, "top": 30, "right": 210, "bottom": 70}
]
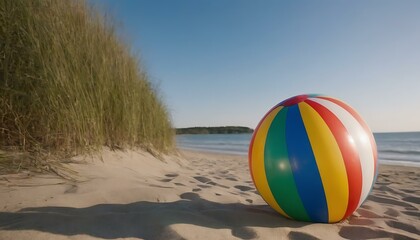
[{"left": 176, "top": 126, "right": 253, "bottom": 135}]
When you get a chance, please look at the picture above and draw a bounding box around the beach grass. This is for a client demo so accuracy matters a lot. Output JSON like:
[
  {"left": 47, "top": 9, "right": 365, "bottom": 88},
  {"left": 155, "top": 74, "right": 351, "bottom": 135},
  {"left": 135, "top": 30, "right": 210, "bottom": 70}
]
[{"left": 0, "top": 0, "right": 173, "bottom": 171}]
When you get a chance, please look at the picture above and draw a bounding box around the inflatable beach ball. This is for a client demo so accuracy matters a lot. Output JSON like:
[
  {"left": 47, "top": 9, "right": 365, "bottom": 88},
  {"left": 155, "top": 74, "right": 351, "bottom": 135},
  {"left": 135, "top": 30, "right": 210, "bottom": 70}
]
[{"left": 248, "top": 94, "right": 378, "bottom": 223}]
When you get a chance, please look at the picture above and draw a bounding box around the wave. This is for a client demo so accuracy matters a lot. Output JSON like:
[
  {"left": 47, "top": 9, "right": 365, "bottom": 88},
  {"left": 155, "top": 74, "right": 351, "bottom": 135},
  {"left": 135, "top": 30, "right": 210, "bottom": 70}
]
[
  {"left": 178, "top": 146, "right": 247, "bottom": 155},
  {"left": 176, "top": 133, "right": 420, "bottom": 166},
  {"left": 379, "top": 159, "right": 420, "bottom": 167},
  {"left": 378, "top": 149, "right": 420, "bottom": 155},
  {"left": 176, "top": 141, "right": 249, "bottom": 147}
]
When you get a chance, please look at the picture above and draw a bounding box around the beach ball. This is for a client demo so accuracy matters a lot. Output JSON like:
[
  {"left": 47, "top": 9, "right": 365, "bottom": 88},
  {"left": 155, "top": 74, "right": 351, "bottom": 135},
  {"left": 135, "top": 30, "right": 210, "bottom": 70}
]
[{"left": 248, "top": 94, "right": 378, "bottom": 223}]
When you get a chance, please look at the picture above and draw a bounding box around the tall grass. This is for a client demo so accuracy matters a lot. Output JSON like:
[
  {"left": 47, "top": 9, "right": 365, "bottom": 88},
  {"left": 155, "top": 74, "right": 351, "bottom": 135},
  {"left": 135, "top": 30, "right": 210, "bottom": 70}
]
[{"left": 0, "top": 0, "right": 174, "bottom": 165}]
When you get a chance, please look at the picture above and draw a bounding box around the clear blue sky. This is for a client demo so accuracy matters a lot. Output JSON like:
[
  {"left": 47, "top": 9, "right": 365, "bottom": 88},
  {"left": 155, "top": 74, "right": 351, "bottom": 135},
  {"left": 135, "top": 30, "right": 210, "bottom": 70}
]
[{"left": 91, "top": 0, "right": 420, "bottom": 132}]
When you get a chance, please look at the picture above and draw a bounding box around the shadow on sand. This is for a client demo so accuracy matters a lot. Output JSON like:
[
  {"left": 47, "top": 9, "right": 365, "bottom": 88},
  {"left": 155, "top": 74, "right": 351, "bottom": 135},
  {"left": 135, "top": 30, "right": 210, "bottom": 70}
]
[{"left": 0, "top": 192, "right": 311, "bottom": 240}]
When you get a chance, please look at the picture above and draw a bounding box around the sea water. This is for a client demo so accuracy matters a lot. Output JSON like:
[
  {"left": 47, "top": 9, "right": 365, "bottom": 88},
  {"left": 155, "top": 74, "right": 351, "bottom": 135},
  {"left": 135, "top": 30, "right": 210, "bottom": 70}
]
[
  {"left": 374, "top": 132, "right": 420, "bottom": 167},
  {"left": 176, "top": 133, "right": 251, "bottom": 155},
  {"left": 176, "top": 132, "right": 420, "bottom": 167}
]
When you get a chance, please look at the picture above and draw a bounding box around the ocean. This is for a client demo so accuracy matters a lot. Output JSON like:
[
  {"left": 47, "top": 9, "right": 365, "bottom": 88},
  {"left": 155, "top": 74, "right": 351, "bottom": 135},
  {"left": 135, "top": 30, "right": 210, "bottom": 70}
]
[{"left": 176, "top": 132, "right": 420, "bottom": 167}]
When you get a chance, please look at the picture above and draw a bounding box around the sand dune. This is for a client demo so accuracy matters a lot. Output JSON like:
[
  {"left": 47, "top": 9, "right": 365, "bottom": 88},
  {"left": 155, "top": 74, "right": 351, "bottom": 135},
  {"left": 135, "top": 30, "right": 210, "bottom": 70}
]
[{"left": 0, "top": 149, "right": 419, "bottom": 239}]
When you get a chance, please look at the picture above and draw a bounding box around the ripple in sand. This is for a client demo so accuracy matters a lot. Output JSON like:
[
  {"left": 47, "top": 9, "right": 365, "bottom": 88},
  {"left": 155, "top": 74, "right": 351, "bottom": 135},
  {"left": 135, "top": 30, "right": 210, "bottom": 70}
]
[
  {"left": 385, "top": 220, "right": 420, "bottom": 235},
  {"left": 375, "top": 185, "right": 407, "bottom": 196},
  {"left": 403, "top": 196, "right": 420, "bottom": 204},
  {"left": 355, "top": 209, "right": 382, "bottom": 218},
  {"left": 368, "top": 195, "right": 415, "bottom": 208},
  {"left": 165, "top": 173, "right": 179, "bottom": 178},
  {"left": 401, "top": 189, "right": 417, "bottom": 194},
  {"left": 148, "top": 184, "right": 173, "bottom": 189},
  {"left": 401, "top": 210, "right": 420, "bottom": 218},
  {"left": 339, "top": 226, "right": 416, "bottom": 240},
  {"left": 376, "top": 193, "right": 399, "bottom": 200},
  {"left": 360, "top": 204, "right": 373, "bottom": 210},
  {"left": 348, "top": 218, "right": 374, "bottom": 225}
]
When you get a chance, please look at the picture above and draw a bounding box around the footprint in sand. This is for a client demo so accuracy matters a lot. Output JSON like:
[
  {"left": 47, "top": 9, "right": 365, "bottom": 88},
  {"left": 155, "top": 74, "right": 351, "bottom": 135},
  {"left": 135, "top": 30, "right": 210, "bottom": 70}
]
[
  {"left": 288, "top": 231, "right": 320, "bottom": 240},
  {"left": 193, "top": 176, "right": 211, "bottom": 183},
  {"left": 180, "top": 192, "right": 200, "bottom": 200},
  {"left": 225, "top": 177, "right": 238, "bottom": 181},
  {"left": 384, "top": 208, "right": 400, "bottom": 217},
  {"left": 159, "top": 173, "right": 179, "bottom": 183},
  {"left": 207, "top": 181, "right": 229, "bottom": 188},
  {"left": 192, "top": 176, "right": 229, "bottom": 189},
  {"left": 207, "top": 181, "right": 217, "bottom": 186},
  {"left": 159, "top": 178, "right": 173, "bottom": 182},
  {"left": 64, "top": 185, "right": 78, "bottom": 194},
  {"left": 231, "top": 226, "right": 257, "bottom": 239},
  {"left": 234, "top": 185, "right": 254, "bottom": 191}
]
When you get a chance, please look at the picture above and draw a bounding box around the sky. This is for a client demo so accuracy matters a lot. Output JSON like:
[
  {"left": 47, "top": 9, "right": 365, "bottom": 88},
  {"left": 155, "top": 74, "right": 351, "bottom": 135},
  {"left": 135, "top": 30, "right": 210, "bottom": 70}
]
[{"left": 91, "top": 0, "right": 420, "bottom": 132}]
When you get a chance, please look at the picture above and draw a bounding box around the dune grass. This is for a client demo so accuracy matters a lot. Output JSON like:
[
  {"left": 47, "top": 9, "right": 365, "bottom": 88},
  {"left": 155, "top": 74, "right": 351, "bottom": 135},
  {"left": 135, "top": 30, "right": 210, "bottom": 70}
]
[{"left": 0, "top": 0, "right": 173, "bottom": 172}]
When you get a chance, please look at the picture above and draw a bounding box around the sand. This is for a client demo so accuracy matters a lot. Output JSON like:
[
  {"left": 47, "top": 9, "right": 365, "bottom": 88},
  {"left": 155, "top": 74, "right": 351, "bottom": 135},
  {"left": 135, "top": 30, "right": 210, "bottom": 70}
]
[{"left": 0, "top": 149, "right": 419, "bottom": 240}]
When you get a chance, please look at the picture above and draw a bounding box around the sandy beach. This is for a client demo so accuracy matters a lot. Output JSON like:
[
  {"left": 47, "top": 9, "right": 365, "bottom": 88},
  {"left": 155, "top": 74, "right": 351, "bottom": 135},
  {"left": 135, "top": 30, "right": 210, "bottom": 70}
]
[{"left": 0, "top": 149, "right": 419, "bottom": 240}]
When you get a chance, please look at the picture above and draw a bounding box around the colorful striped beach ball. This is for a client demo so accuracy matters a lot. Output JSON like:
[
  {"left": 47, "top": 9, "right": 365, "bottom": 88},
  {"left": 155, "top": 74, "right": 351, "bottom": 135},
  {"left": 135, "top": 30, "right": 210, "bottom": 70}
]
[{"left": 249, "top": 94, "right": 378, "bottom": 223}]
